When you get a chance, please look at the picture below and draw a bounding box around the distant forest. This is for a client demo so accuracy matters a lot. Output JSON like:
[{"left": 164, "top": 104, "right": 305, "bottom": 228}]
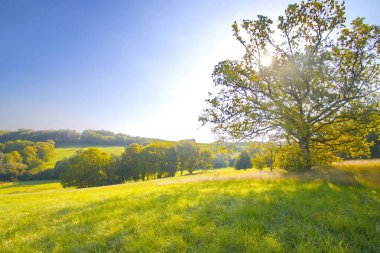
[{"left": 0, "top": 129, "right": 151, "bottom": 147}]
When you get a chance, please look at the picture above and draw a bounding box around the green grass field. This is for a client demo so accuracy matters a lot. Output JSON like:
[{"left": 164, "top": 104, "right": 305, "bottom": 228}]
[
  {"left": 0, "top": 165, "right": 379, "bottom": 252},
  {"left": 41, "top": 146, "right": 126, "bottom": 169}
]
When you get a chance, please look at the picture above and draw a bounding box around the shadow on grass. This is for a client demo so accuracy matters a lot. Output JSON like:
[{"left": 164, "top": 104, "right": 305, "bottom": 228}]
[
  {"left": 4, "top": 180, "right": 379, "bottom": 252},
  {"left": 285, "top": 166, "right": 380, "bottom": 187},
  {"left": 0, "top": 180, "right": 59, "bottom": 190}
]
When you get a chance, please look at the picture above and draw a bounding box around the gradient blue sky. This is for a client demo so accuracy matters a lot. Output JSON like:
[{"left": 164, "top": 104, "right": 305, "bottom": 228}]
[{"left": 1, "top": 0, "right": 379, "bottom": 142}]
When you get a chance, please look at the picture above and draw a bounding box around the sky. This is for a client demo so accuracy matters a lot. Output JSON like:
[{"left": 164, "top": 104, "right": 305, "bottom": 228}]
[{"left": 1, "top": 0, "right": 379, "bottom": 143}]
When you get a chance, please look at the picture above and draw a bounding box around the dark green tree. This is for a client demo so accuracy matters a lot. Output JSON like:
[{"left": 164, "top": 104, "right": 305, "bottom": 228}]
[
  {"left": 176, "top": 141, "right": 200, "bottom": 175},
  {"left": 197, "top": 150, "right": 214, "bottom": 170},
  {"left": 368, "top": 132, "right": 380, "bottom": 158},
  {"left": 234, "top": 151, "right": 252, "bottom": 170},
  {"left": 139, "top": 144, "right": 161, "bottom": 180},
  {"left": 166, "top": 146, "right": 178, "bottom": 177},
  {"left": 119, "top": 143, "right": 143, "bottom": 181},
  {"left": 60, "top": 148, "right": 117, "bottom": 188}
]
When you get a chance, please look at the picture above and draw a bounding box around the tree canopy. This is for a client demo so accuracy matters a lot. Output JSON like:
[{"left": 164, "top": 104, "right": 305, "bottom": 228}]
[
  {"left": 200, "top": 0, "right": 379, "bottom": 170},
  {"left": 234, "top": 151, "right": 252, "bottom": 170},
  {"left": 0, "top": 129, "right": 149, "bottom": 147},
  {"left": 0, "top": 140, "right": 55, "bottom": 181},
  {"left": 60, "top": 148, "right": 118, "bottom": 188}
]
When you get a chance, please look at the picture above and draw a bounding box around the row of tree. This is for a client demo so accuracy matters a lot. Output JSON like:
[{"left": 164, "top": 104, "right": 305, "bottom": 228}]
[
  {"left": 0, "top": 140, "right": 55, "bottom": 180},
  {"left": 56, "top": 141, "right": 214, "bottom": 188},
  {"left": 0, "top": 129, "right": 150, "bottom": 147}
]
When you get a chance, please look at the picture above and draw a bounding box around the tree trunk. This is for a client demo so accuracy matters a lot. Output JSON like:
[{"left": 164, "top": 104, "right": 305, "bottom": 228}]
[
  {"left": 299, "top": 140, "right": 311, "bottom": 171},
  {"left": 270, "top": 150, "right": 273, "bottom": 172}
]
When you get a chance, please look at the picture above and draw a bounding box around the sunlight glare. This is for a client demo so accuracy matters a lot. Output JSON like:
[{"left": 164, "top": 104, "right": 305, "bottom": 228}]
[{"left": 261, "top": 55, "right": 272, "bottom": 66}]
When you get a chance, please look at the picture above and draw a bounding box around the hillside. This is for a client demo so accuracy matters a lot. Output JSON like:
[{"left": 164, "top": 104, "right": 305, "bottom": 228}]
[
  {"left": 40, "top": 143, "right": 220, "bottom": 170},
  {"left": 41, "top": 146, "right": 126, "bottom": 169},
  {"left": 0, "top": 129, "right": 219, "bottom": 150},
  {"left": 0, "top": 166, "right": 379, "bottom": 252}
]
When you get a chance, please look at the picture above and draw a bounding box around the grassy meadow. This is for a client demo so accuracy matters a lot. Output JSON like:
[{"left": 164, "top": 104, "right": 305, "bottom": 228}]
[
  {"left": 41, "top": 146, "right": 126, "bottom": 169},
  {"left": 331, "top": 159, "right": 380, "bottom": 187},
  {"left": 1, "top": 164, "right": 379, "bottom": 252}
]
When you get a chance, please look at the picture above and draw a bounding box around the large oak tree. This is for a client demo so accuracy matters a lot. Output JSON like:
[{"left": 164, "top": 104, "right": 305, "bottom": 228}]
[{"left": 200, "top": 0, "right": 379, "bottom": 170}]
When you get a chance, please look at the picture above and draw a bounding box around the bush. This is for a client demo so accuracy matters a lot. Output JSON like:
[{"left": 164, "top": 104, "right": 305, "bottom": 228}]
[{"left": 234, "top": 151, "right": 252, "bottom": 170}]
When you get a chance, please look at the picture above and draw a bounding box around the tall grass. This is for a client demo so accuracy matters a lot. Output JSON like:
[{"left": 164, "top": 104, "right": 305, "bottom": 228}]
[
  {"left": 332, "top": 159, "right": 380, "bottom": 173},
  {"left": 331, "top": 159, "right": 380, "bottom": 187}
]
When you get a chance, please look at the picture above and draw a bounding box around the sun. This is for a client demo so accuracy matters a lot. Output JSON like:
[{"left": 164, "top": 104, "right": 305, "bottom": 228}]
[{"left": 261, "top": 55, "right": 272, "bottom": 66}]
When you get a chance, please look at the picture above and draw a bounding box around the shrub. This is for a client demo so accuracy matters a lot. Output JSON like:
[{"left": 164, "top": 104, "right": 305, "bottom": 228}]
[{"left": 234, "top": 151, "right": 252, "bottom": 170}]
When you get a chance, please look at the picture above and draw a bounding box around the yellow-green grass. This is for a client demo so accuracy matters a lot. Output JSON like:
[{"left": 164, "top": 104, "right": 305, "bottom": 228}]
[
  {"left": 0, "top": 180, "right": 62, "bottom": 195},
  {"left": 332, "top": 159, "right": 380, "bottom": 173},
  {"left": 0, "top": 167, "right": 379, "bottom": 252},
  {"left": 41, "top": 146, "right": 126, "bottom": 169},
  {"left": 331, "top": 159, "right": 380, "bottom": 187}
]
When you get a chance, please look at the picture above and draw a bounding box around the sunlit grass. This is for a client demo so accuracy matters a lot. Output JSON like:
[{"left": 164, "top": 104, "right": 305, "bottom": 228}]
[
  {"left": 41, "top": 146, "right": 126, "bottom": 169},
  {"left": 331, "top": 159, "right": 380, "bottom": 187},
  {"left": 0, "top": 180, "right": 62, "bottom": 195},
  {"left": 0, "top": 166, "right": 379, "bottom": 252},
  {"left": 332, "top": 159, "right": 380, "bottom": 173}
]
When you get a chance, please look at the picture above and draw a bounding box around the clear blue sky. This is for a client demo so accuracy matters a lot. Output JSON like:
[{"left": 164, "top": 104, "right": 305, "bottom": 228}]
[{"left": 1, "top": 0, "right": 379, "bottom": 143}]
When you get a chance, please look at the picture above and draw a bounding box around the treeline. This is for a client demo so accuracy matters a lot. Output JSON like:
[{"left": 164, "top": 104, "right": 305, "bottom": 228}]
[
  {"left": 56, "top": 141, "right": 214, "bottom": 188},
  {"left": 0, "top": 129, "right": 150, "bottom": 147},
  {"left": 0, "top": 140, "right": 55, "bottom": 180}
]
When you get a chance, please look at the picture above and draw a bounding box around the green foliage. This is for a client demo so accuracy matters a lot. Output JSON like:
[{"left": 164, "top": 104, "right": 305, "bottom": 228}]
[
  {"left": 0, "top": 129, "right": 150, "bottom": 147},
  {"left": 213, "top": 153, "right": 231, "bottom": 168},
  {"left": 0, "top": 141, "right": 55, "bottom": 180},
  {"left": 0, "top": 151, "right": 27, "bottom": 181},
  {"left": 248, "top": 142, "right": 276, "bottom": 170},
  {"left": 22, "top": 146, "right": 39, "bottom": 166},
  {"left": 234, "top": 151, "right": 252, "bottom": 170},
  {"left": 200, "top": 0, "right": 380, "bottom": 170},
  {"left": 275, "top": 144, "right": 305, "bottom": 171},
  {"left": 119, "top": 142, "right": 179, "bottom": 181},
  {"left": 35, "top": 141, "right": 55, "bottom": 161},
  {"left": 60, "top": 148, "right": 118, "bottom": 188},
  {"left": 197, "top": 150, "right": 214, "bottom": 170},
  {"left": 177, "top": 141, "right": 200, "bottom": 175},
  {"left": 118, "top": 142, "right": 214, "bottom": 183},
  {"left": 166, "top": 146, "right": 178, "bottom": 177},
  {"left": 119, "top": 143, "right": 143, "bottom": 181},
  {"left": 139, "top": 144, "right": 161, "bottom": 180},
  {"left": 2, "top": 140, "right": 55, "bottom": 163},
  {"left": 4, "top": 151, "right": 23, "bottom": 164},
  {"left": 276, "top": 142, "right": 342, "bottom": 171},
  {"left": 368, "top": 132, "right": 380, "bottom": 158}
]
